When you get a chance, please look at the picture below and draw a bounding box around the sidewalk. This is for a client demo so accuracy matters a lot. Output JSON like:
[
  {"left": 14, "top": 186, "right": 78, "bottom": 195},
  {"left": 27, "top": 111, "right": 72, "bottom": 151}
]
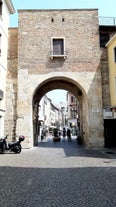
[{"left": 0, "top": 137, "right": 116, "bottom": 207}]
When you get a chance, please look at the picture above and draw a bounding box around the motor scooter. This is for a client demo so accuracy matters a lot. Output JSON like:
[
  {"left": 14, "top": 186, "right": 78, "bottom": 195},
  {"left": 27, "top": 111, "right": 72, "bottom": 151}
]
[{"left": 0, "top": 135, "right": 25, "bottom": 154}]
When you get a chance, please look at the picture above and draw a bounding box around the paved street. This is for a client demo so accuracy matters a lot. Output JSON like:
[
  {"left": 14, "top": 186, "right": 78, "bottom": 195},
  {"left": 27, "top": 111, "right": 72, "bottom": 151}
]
[{"left": 0, "top": 137, "right": 116, "bottom": 207}]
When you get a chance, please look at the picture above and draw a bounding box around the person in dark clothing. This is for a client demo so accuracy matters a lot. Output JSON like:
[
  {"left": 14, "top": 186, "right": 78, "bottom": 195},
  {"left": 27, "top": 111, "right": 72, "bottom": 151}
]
[
  {"left": 41, "top": 128, "right": 46, "bottom": 141},
  {"left": 67, "top": 128, "right": 71, "bottom": 141},
  {"left": 63, "top": 128, "right": 66, "bottom": 139}
]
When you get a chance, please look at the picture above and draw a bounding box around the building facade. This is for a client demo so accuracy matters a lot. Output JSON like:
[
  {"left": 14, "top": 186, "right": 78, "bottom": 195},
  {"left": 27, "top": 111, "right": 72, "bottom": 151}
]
[
  {"left": 5, "top": 9, "right": 115, "bottom": 148},
  {"left": 67, "top": 92, "right": 79, "bottom": 129},
  {"left": 39, "top": 95, "right": 62, "bottom": 129},
  {"left": 103, "top": 34, "right": 116, "bottom": 147},
  {"left": 0, "top": 0, "right": 15, "bottom": 137}
]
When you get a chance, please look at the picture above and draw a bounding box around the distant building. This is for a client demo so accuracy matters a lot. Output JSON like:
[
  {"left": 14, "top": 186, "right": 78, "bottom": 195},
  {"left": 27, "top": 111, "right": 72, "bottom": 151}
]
[
  {"left": 56, "top": 101, "right": 67, "bottom": 127},
  {"left": 67, "top": 92, "right": 79, "bottom": 130},
  {"left": 39, "top": 95, "right": 63, "bottom": 130}
]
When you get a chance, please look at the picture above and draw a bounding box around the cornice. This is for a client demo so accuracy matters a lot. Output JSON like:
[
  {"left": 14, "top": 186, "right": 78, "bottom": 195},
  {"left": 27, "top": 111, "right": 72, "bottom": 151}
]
[{"left": 4, "top": 0, "right": 15, "bottom": 14}]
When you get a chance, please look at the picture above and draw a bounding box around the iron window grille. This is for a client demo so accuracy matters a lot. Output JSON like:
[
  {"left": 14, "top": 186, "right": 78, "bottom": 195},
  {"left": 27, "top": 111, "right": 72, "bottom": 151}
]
[{"left": 50, "top": 37, "right": 67, "bottom": 59}]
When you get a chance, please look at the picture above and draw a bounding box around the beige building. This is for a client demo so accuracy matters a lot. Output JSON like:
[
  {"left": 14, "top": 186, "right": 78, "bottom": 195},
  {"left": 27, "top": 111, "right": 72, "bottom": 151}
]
[
  {"left": 106, "top": 34, "right": 116, "bottom": 108},
  {"left": 0, "top": 0, "right": 15, "bottom": 137},
  {"left": 103, "top": 34, "right": 116, "bottom": 147}
]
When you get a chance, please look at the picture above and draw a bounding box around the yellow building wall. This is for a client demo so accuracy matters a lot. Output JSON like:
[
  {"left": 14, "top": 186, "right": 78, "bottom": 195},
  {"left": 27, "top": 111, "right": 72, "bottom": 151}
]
[{"left": 107, "top": 36, "right": 116, "bottom": 107}]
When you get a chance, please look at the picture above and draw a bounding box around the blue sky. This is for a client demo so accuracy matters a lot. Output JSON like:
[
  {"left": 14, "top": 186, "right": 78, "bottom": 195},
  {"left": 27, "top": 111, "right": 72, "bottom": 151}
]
[
  {"left": 10, "top": 0, "right": 116, "bottom": 104},
  {"left": 10, "top": 0, "right": 116, "bottom": 27}
]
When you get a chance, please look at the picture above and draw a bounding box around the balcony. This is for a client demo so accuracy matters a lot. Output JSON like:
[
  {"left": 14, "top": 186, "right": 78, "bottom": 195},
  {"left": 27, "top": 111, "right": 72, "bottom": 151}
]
[
  {"left": 99, "top": 16, "right": 116, "bottom": 26},
  {"left": 50, "top": 51, "right": 67, "bottom": 59}
]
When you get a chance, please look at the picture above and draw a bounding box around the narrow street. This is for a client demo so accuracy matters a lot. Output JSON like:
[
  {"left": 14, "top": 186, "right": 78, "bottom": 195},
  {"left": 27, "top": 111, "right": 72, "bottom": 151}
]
[{"left": 0, "top": 137, "right": 116, "bottom": 207}]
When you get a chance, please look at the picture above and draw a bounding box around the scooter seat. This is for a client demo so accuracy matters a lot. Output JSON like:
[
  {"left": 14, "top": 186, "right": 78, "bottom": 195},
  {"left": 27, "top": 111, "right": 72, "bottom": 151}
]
[{"left": 8, "top": 142, "right": 17, "bottom": 146}]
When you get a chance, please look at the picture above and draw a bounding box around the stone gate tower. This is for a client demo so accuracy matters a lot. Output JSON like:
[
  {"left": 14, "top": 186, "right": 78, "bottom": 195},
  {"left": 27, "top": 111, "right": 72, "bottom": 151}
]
[{"left": 5, "top": 9, "right": 104, "bottom": 148}]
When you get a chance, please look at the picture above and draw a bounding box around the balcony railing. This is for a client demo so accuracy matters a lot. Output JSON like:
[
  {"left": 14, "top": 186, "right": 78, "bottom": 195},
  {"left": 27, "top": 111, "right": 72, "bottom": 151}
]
[
  {"left": 50, "top": 51, "right": 67, "bottom": 59},
  {"left": 99, "top": 16, "right": 116, "bottom": 26}
]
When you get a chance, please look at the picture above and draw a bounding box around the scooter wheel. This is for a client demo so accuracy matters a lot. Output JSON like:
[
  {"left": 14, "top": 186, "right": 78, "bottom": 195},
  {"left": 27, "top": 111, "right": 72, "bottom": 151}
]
[
  {"left": 0, "top": 148, "right": 3, "bottom": 154},
  {"left": 0, "top": 143, "right": 5, "bottom": 154},
  {"left": 15, "top": 145, "right": 21, "bottom": 153}
]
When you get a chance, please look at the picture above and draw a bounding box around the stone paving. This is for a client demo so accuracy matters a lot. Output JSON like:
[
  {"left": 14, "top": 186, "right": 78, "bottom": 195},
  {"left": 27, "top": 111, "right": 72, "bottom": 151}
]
[{"left": 0, "top": 137, "right": 116, "bottom": 207}]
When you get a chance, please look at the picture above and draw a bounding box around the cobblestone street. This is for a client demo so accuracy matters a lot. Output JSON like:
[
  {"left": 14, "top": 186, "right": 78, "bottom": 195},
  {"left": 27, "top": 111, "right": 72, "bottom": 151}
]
[{"left": 0, "top": 137, "right": 116, "bottom": 207}]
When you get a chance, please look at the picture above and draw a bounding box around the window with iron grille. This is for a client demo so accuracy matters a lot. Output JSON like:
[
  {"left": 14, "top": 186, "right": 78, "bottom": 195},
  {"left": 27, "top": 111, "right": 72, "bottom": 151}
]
[
  {"left": 53, "top": 39, "right": 64, "bottom": 55},
  {"left": 50, "top": 37, "right": 66, "bottom": 59}
]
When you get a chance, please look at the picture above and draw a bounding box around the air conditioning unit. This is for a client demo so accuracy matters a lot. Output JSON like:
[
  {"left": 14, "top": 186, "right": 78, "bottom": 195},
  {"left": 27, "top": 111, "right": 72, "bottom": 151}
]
[{"left": 103, "top": 107, "right": 113, "bottom": 118}]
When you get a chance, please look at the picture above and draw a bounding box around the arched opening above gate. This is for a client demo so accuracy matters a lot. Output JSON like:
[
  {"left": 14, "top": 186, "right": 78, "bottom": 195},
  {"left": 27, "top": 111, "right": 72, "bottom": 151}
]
[{"left": 33, "top": 77, "right": 83, "bottom": 104}]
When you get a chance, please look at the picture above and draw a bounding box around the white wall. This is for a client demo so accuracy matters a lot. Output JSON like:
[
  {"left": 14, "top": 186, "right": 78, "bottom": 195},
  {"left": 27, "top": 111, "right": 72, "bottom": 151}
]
[{"left": 0, "top": 0, "right": 15, "bottom": 137}]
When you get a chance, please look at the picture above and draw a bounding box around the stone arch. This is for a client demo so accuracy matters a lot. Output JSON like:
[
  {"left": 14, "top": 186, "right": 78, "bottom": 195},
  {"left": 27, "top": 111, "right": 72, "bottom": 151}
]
[
  {"left": 33, "top": 76, "right": 87, "bottom": 103},
  {"left": 16, "top": 72, "right": 104, "bottom": 149},
  {"left": 32, "top": 76, "right": 89, "bottom": 147}
]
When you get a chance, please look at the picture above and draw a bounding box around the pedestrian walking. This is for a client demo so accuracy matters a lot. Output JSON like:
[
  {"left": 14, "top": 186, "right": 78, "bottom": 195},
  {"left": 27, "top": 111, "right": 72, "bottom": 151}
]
[
  {"left": 63, "top": 127, "right": 66, "bottom": 139},
  {"left": 41, "top": 127, "right": 46, "bottom": 141},
  {"left": 67, "top": 128, "right": 71, "bottom": 141}
]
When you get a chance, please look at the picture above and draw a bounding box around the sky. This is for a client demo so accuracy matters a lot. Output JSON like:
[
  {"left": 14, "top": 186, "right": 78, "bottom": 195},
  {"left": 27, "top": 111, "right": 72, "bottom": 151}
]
[
  {"left": 46, "top": 90, "right": 67, "bottom": 105},
  {"left": 10, "top": 0, "right": 116, "bottom": 104},
  {"left": 10, "top": 0, "right": 116, "bottom": 27}
]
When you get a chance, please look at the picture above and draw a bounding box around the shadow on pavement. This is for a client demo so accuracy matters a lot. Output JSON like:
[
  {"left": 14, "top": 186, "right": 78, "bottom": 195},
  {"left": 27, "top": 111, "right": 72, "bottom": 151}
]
[{"left": 38, "top": 137, "right": 116, "bottom": 159}]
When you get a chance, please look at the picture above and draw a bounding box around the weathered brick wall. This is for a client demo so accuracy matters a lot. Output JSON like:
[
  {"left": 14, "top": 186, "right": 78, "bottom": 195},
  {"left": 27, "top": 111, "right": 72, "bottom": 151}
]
[
  {"left": 100, "top": 48, "right": 110, "bottom": 107},
  {"left": 7, "top": 28, "right": 18, "bottom": 59},
  {"left": 4, "top": 28, "right": 18, "bottom": 140},
  {"left": 18, "top": 9, "right": 100, "bottom": 74}
]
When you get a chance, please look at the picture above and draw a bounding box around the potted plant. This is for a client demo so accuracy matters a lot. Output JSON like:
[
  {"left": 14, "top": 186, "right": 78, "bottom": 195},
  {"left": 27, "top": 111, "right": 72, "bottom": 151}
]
[{"left": 53, "top": 128, "right": 60, "bottom": 142}]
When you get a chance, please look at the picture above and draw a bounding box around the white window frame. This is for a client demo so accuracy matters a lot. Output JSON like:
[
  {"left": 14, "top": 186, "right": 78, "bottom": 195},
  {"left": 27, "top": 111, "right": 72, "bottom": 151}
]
[{"left": 50, "top": 37, "right": 67, "bottom": 59}]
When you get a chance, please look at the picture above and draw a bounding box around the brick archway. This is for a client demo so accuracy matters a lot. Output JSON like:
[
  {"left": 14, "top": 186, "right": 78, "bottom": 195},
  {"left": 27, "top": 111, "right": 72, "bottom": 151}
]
[{"left": 33, "top": 77, "right": 86, "bottom": 146}]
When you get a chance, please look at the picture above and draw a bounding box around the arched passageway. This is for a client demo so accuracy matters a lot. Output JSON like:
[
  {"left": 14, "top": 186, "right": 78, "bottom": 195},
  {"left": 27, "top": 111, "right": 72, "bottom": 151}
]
[
  {"left": 33, "top": 77, "right": 88, "bottom": 147},
  {"left": 14, "top": 71, "right": 104, "bottom": 149}
]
